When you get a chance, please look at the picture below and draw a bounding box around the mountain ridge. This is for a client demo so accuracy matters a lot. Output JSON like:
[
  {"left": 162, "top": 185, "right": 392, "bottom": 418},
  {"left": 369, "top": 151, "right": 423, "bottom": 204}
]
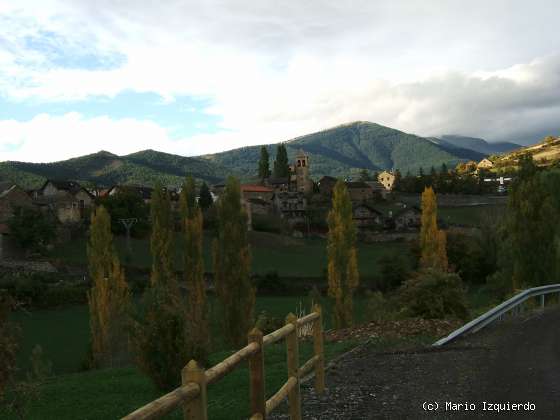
[{"left": 1, "top": 121, "right": 516, "bottom": 189}]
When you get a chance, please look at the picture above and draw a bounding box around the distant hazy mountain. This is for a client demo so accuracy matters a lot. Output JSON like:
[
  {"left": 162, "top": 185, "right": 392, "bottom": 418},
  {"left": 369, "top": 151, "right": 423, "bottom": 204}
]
[
  {"left": 436, "top": 135, "right": 521, "bottom": 155},
  {"left": 203, "top": 122, "right": 485, "bottom": 178},
  {"left": 0, "top": 150, "right": 233, "bottom": 189}
]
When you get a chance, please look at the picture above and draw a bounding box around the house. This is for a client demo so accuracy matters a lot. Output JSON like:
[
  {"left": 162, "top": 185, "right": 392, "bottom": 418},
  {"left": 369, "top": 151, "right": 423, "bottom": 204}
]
[
  {"left": 345, "top": 181, "right": 374, "bottom": 202},
  {"left": 365, "top": 180, "right": 388, "bottom": 199},
  {"left": 352, "top": 204, "right": 383, "bottom": 228},
  {"left": 273, "top": 191, "right": 307, "bottom": 222},
  {"left": 246, "top": 198, "right": 272, "bottom": 215},
  {"left": 34, "top": 180, "right": 94, "bottom": 224},
  {"left": 393, "top": 206, "right": 422, "bottom": 230},
  {"left": 265, "top": 177, "right": 290, "bottom": 193},
  {"left": 378, "top": 171, "right": 396, "bottom": 191},
  {"left": 477, "top": 158, "right": 494, "bottom": 170},
  {"left": 318, "top": 176, "right": 337, "bottom": 197},
  {"left": 0, "top": 182, "right": 34, "bottom": 259},
  {"left": 240, "top": 184, "right": 274, "bottom": 201},
  {"left": 107, "top": 185, "right": 154, "bottom": 203}
]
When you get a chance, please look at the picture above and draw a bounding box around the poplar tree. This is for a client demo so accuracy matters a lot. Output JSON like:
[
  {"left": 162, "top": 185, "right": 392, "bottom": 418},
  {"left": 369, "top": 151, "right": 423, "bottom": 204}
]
[
  {"left": 149, "top": 185, "right": 175, "bottom": 287},
  {"left": 87, "top": 205, "right": 130, "bottom": 368},
  {"left": 273, "top": 144, "right": 290, "bottom": 178},
  {"left": 419, "top": 187, "right": 448, "bottom": 271},
  {"left": 180, "top": 176, "right": 209, "bottom": 364},
  {"left": 327, "top": 180, "right": 359, "bottom": 329},
  {"left": 132, "top": 185, "right": 189, "bottom": 390},
  {"left": 213, "top": 176, "right": 254, "bottom": 347},
  {"left": 258, "top": 146, "right": 271, "bottom": 181},
  {"left": 198, "top": 182, "right": 213, "bottom": 211}
]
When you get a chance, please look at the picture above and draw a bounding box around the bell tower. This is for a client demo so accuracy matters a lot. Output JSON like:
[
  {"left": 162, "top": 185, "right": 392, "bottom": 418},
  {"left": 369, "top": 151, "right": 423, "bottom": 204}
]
[{"left": 295, "top": 149, "right": 311, "bottom": 194}]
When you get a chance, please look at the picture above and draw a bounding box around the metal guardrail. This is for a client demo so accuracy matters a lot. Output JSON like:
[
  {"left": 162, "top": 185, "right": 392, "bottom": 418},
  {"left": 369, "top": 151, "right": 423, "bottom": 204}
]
[{"left": 433, "top": 284, "right": 560, "bottom": 347}]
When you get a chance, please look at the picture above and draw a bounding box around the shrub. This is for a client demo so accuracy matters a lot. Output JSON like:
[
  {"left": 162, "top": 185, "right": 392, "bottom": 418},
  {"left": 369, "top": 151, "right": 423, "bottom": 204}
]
[
  {"left": 398, "top": 269, "right": 469, "bottom": 320},
  {"left": 255, "top": 271, "right": 290, "bottom": 295},
  {"left": 255, "top": 310, "right": 283, "bottom": 335},
  {"left": 364, "top": 290, "right": 395, "bottom": 321},
  {"left": 378, "top": 252, "right": 411, "bottom": 291}
]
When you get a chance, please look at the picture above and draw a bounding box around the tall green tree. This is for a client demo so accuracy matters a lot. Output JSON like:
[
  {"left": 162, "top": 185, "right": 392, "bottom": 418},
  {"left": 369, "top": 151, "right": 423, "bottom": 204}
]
[
  {"left": 258, "top": 146, "right": 271, "bottom": 181},
  {"left": 132, "top": 184, "right": 189, "bottom": 390},
  {"left": 506, "top": 157, "right": 560, "bottom": 289},
  {"left": 273, "top": 144, "right": 290, "bottom": 178},
  {"left": 419, "top": 187, "right": 448, "bottom": 271},
  {"left": 213, "top": 176, "right": 254, "bottom": 347},
  {"left": 179, "top": 176, "right": 209, "bottom": 364},
  {"left": 87, "top": 206, "right": 130, "bottom": 368},
  {"left": 198, "top": 182, "right": 213, "bottom": 211},
  {"left": 8, "top": 206, "right": 55, "bottom": 255},
  {"left": 327, "top": 180, "right": 359, "bottom": 329},
  {"left": 358, "top": 168, "right": 371, "bottom": 182}
]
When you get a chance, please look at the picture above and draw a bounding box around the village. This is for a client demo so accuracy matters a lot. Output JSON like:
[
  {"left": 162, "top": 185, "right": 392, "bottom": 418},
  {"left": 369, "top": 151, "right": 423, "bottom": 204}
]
[{"left": 0, "top": 149, "right": 510, "bottom": 261}]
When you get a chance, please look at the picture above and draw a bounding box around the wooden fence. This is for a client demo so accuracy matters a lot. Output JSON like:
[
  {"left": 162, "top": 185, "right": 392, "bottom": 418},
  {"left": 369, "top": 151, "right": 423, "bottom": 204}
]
[{"left": 122, "top": 304, "right": 325, "bottom": 420}]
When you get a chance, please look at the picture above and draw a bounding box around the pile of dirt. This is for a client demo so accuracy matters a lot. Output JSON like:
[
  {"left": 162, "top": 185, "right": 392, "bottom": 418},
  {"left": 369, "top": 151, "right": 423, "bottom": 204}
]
[{"left": 325, "top": 318, "right": 463, "bottom": 343}]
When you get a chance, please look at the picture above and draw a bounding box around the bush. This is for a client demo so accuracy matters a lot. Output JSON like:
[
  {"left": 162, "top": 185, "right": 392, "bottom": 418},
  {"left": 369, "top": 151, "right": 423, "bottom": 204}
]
[
  {"left": 255, "top": 310, "right": 283, "bottom": 335},
  {"left": 378, "top": 252, "right": 411, "bottom": 291},
  {"left": 398, "top": 269, "right": 469, "bottom": 320},
  {"left": 364, "top": 290, "right": 395, "bottom": 321},
  {"left": 254, "top": 271, "right": 290, "bottom": 295}
]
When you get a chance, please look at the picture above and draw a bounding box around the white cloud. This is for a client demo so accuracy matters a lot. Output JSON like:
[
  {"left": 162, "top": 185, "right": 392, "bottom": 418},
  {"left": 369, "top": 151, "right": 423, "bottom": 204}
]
[{"left": 1, "top": 0, "right": 560, "bottom": 161}]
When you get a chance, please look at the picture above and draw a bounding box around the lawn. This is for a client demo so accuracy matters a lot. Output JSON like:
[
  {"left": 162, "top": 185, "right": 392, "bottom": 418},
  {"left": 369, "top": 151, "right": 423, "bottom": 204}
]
[
  {"left": 49, "top": 231, "right": 413, "bottom": 278},
  {"left": 12, "top": 296, "right": 370, "bottom": 376},
  {"left": 1, "top": 340, "right": 356, "bottom": 420},
  {"left": 438, "top": 204, "right": 506, "bottom": 227}
]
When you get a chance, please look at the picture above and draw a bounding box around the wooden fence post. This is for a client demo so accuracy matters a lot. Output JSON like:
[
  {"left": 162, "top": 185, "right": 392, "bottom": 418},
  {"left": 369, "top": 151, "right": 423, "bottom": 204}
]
[
  {"left": 312, "top": 304, "right": 325, "bottom": 394},
  {"left": 286, "top": 313, "right": 302, "bottom": 420},
  {"left": 248, "top": 328, "right": 266, "bottom": 419},
  {"left": 182, "top": 360, "right": 207, "bottom": 420}
]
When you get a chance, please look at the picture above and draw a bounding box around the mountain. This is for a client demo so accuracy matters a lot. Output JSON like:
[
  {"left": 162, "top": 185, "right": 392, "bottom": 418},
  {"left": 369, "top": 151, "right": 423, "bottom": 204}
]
[
  {"left": 492, "top": 135, "right": 560, "bottom": 169},
  {"left": 0, "top": 150, "right": 234, "bottom": 189},
  {"left": 436, "top": 135, "right": 520, "bottom": 155},
  {"left": 203, "top": 122, "right": 485, "bottom": 178},
  {"left": 0, "top": 122, "right": 492, "bottom": 188}
]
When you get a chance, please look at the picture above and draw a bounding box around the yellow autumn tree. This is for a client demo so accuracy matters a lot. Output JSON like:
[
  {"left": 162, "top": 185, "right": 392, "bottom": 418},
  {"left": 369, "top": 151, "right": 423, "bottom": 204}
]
[
  {"left": 87, "top": 205, "right": 130, "bottom": 368},
  {"left": 327, "top": 180, "right": 359, "bottom": 329},
  {"left": 419, "top": 187, "right": 448, "bottom": 271},
  {"left": 180, "top": 176, "right": 209, "bottom": 364}
]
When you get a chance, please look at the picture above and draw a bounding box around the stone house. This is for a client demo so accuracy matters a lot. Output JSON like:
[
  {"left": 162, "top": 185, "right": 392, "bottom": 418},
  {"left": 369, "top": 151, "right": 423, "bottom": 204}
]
[
  {"left": 318, "top": 176, "right": 337, "bottom": 197},
  {"left": 477, "top": 158, "right": 494, "bottom": 170},
  {"left": 107, "top": 185, "right": 154, "bottom": 204},
  {"left": 393, "top": 206, "right": 422, "bottom": 230},
  {"left": 345, "top": 181, "right": 374, "bottom": 202},
  {"left": 35, "top": 180, "right": 94, "bottom": 224},
  {"left": 265, "top": 177, "right": 290, "bottom": 193},
  {"left": 240, "top": 184, "right": 275, "bottom": 201},
  {"left": 378, "top": 171, "right": 396, "bottom": 191},
  {"left": 352, "top": 204, "right": 383, "bottom": 228},
  {"left": 273, "top": 191, "right": 307, "bottom": 222},
  {"left": 0, "top": 182, "right": 34, "bottom": 259}
]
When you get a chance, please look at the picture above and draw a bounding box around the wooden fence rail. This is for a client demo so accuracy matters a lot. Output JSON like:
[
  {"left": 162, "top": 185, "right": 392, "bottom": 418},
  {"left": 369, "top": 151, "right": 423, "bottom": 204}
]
[{"left": 122, "top": 304, "right": 325, "bottom": 420}]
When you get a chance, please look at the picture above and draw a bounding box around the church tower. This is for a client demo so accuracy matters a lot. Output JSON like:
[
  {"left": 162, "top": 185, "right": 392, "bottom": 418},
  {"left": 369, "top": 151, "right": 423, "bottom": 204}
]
[{"left": 294, "top": 149, "right": 312, "bottom": 194}]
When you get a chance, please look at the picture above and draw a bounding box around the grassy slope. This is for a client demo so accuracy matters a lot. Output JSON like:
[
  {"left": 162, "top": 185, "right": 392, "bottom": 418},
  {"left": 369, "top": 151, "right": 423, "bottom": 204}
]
[
  {"left": 1, "top": 340, "right": 354, "bottom": 420},
  {"left": 204, "top": 122, "right": 485, "bottom": 179},
  {"left": 0, "top": 150, "right": 234, "bottom": 190}
]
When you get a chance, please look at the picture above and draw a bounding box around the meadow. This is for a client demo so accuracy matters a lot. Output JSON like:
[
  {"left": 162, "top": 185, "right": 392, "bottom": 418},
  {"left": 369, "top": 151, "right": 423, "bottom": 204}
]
[{"left": 49, "top": 231, "right": 412, "bottom": 278}]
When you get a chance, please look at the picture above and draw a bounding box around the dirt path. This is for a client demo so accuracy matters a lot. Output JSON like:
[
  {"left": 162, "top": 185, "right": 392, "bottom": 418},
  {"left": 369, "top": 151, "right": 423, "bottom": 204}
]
[{"left": 271, "top": 307, "right": 560, "bottom": 419}]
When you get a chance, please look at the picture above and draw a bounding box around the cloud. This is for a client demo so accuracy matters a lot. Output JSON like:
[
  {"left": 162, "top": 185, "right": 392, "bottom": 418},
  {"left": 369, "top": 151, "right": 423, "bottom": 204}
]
[{"left": 1, "top": 0, "right": 560, "bottom": 161}]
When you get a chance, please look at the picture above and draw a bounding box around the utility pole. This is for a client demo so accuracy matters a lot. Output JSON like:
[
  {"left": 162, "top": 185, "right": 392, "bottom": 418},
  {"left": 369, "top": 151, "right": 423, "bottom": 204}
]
[{"left": 119, "top": 218, "right": 137, "bottom": 258}]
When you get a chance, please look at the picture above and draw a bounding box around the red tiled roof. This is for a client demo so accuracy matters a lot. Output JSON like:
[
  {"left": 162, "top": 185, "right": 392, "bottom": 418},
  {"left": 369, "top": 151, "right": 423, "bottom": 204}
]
[{"left": 241, "top": 184, "right": 274, "bottom": 193}]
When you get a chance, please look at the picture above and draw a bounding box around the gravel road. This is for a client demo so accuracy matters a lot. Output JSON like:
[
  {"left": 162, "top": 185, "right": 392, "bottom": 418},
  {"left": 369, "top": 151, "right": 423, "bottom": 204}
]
[{"left": 271, "top": 307, "right": 560, "bottom": 419}]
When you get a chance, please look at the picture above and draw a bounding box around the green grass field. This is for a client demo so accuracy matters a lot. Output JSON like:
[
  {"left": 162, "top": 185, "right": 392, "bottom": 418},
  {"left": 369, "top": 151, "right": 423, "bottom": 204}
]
[
  {"left": 49, "top": 231, "right": 412, "bottom": 278},
  {"left": 438, "top": 205, "right": 506, "bottom": 227}
]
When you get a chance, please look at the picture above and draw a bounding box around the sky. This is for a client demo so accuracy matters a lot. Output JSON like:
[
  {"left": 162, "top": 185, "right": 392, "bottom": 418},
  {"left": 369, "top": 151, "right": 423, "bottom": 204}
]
[{"left": 1, "top": 0, "right": 560, "bottom": 163}]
